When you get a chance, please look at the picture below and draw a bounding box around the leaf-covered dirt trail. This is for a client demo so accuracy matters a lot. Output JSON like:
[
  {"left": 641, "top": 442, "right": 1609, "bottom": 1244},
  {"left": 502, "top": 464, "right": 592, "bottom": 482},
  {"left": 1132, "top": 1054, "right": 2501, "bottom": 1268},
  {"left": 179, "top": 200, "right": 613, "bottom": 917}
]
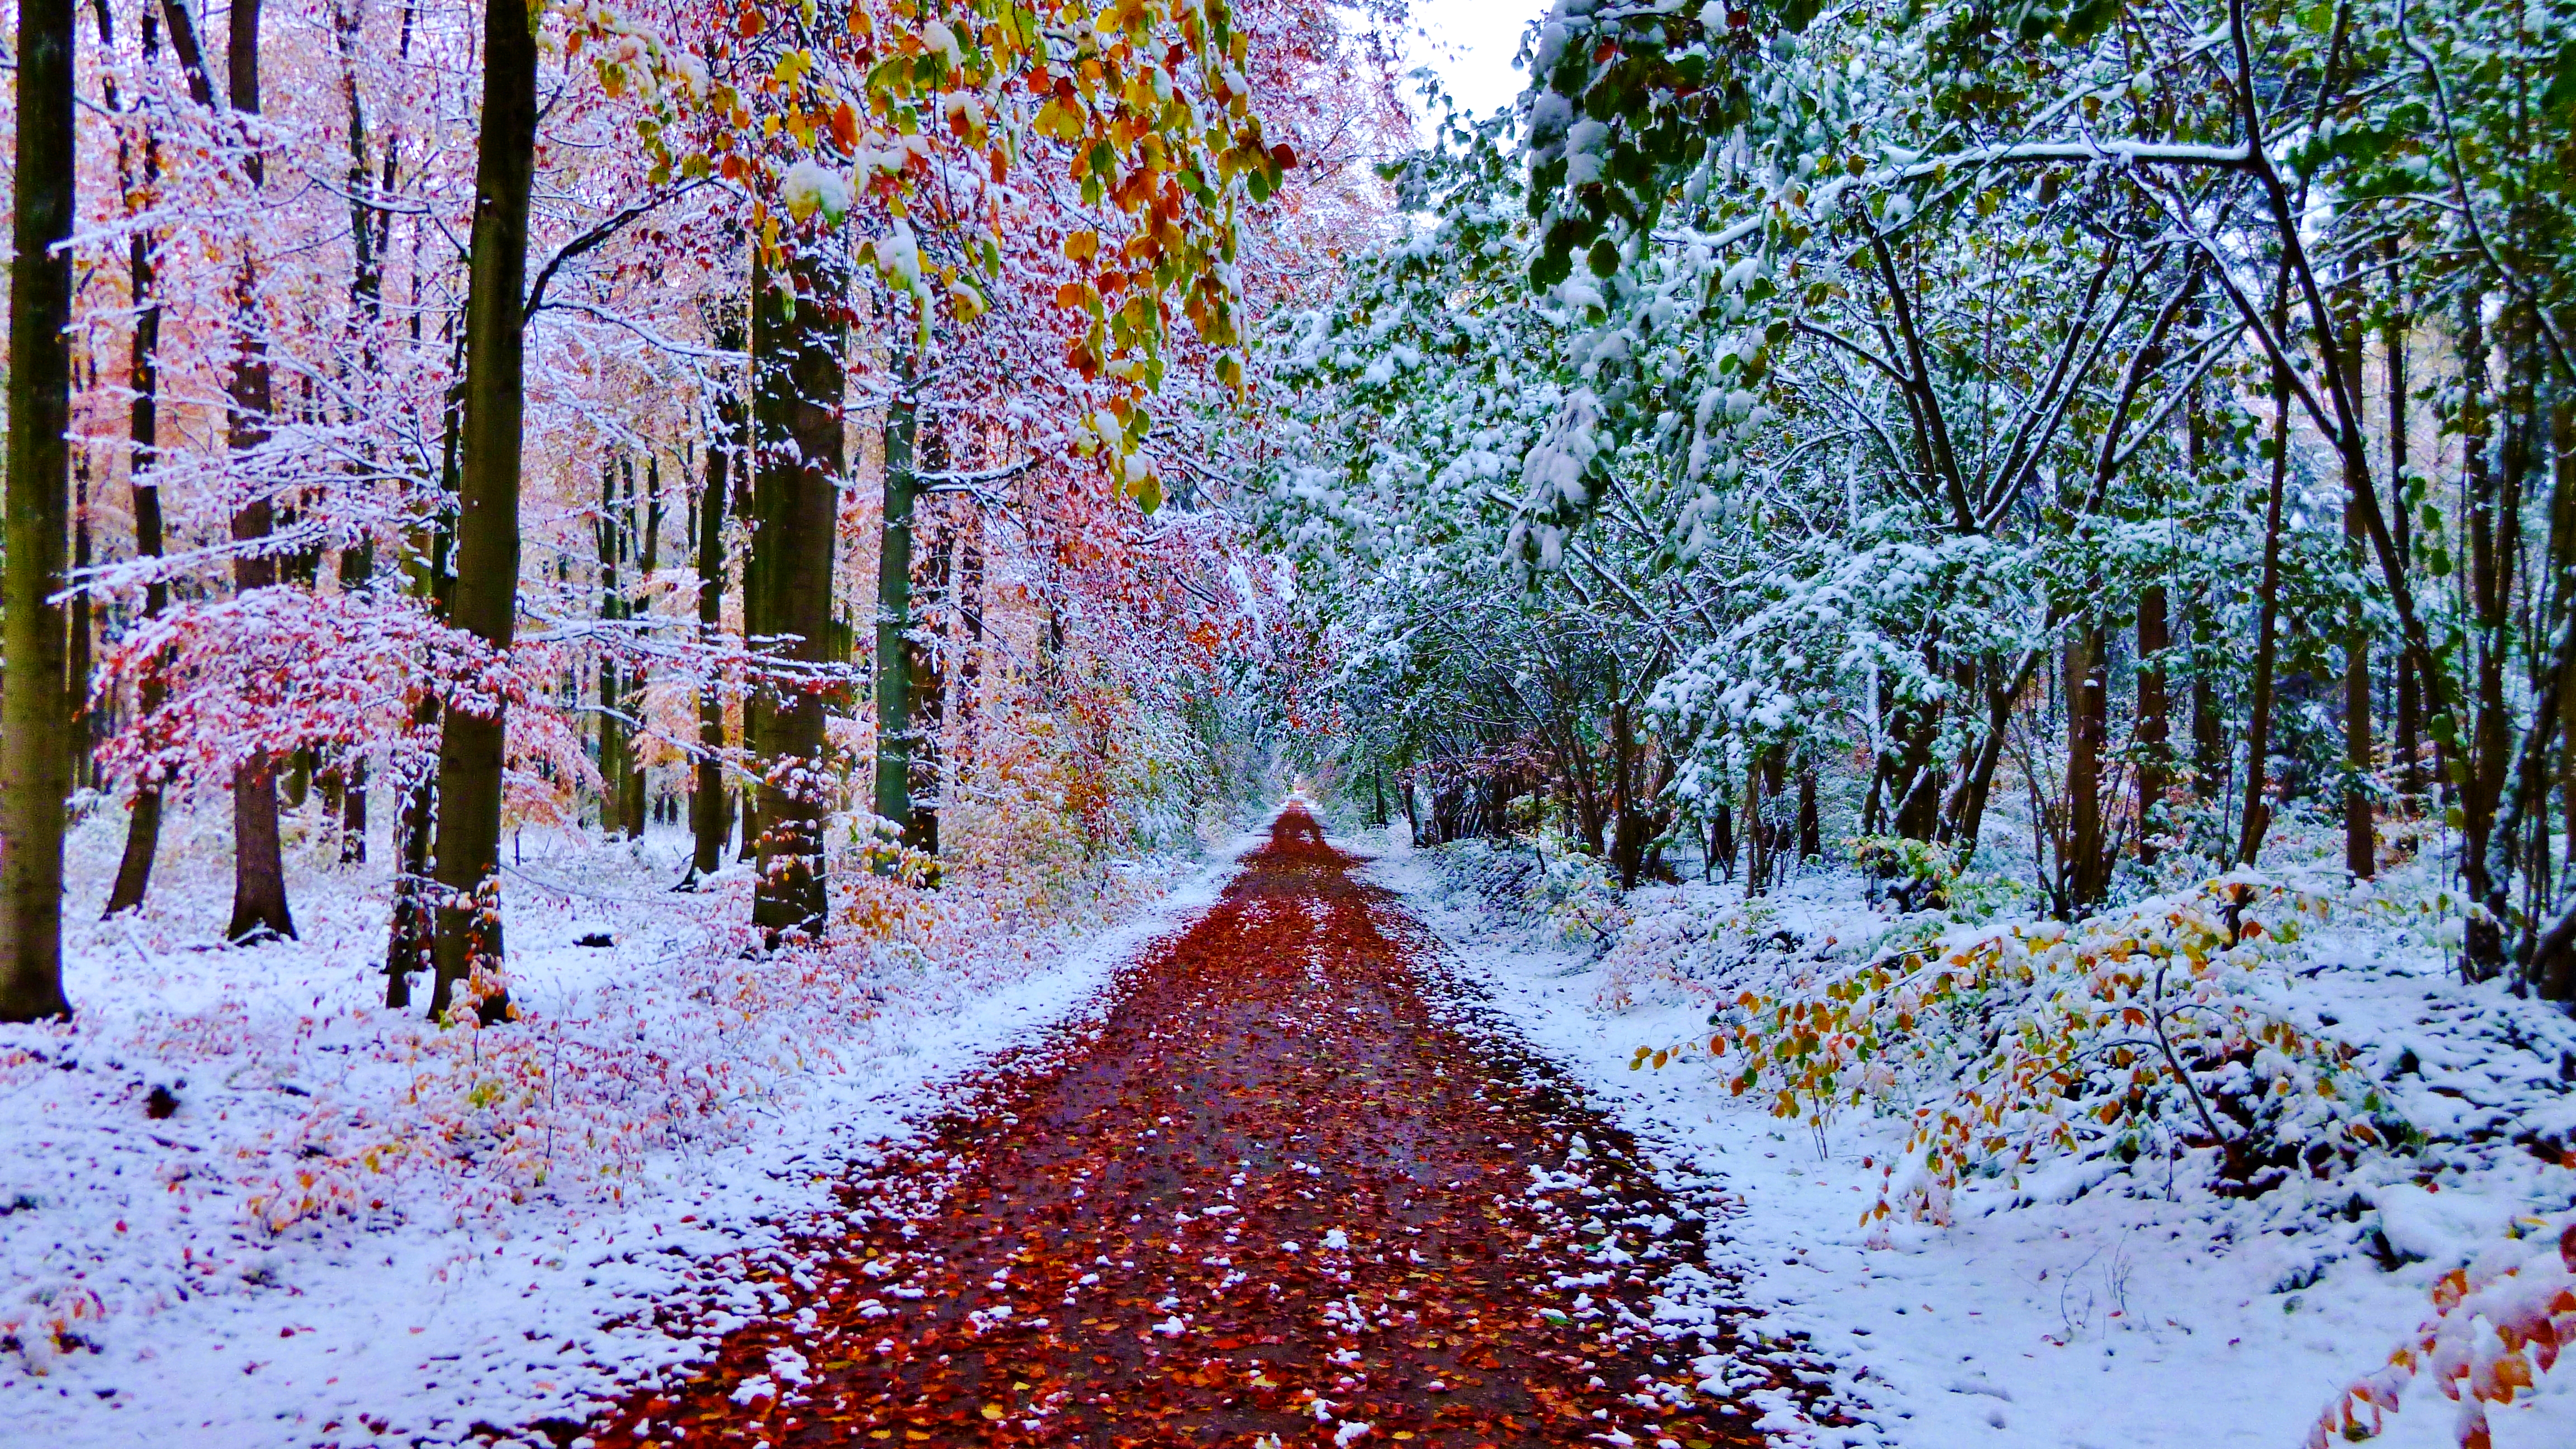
[{"left": 585, "top": 809, "right": 1784, "bottom": 1447}]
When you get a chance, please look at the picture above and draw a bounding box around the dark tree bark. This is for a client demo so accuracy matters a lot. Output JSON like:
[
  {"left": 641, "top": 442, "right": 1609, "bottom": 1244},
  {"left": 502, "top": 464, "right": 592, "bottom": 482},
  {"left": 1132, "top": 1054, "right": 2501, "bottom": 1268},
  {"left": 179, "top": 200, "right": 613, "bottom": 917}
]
[
  {"left": 872, "top": 349, "right": 921, "bottom": 866},
  {"left": 750, "top": 233, "right": 847, "bottom": 941},
  {"left": 2135, "top": 583, "right": 2170, "bottom": 863},
  {"left": 1795, "top": 755, "right": 1820, "bottom": 863},
  {"left": 2190, "top": 598, "right": 2225, "bottom": 800},
  {"left": 386, "top": 371, "right": 457, "bottom": 1009},
  {"left": 906, "top": 435, "right": 949, "bottom": 858},
  {"left": 596, "top": 456, "right": 629, "bottom": 837},
  {"left": 2558, "top": 399, "right": 2576, "bottom": 879},
  {"left": 954, "top": 510, "right": 984, "bottom": 756},
  {"left": 2238, "top": 368, "right": 2294, "bottom": 868},
  {"left": 69, "top": 453, "right": 93, "bottom": 790},
  {"left": 2337, "top": 285, "right": 2375, "bottom": 879},
  {"left": 688, "top": 316, "right": 744, "bottom": 885},
  {"left": 327, "top": 0, "right": 393, "bottom": 866},
  {"left": 426, "top": 0, "right": 537, "bottom": 1021},
  {"left": 219, "top": 0, "right": 296, "bottom": 944},
  {"left": 2457, "top": 289, "right": 2512, "bottom": 979},
  {"left": 2066, "top": 618, "right": 2110, "bottom": 910},
  {"left": 2186, "top": 398, "right": 2226, "bottom": 803},
  {"left": 96, "top": 0, "right": 172, "bottom": 917},
  {"left": 1711, "top": 779, "right": 1735, "bottom": 881},
  {"left": 2384, "top": 243, "right": 2419, "bottom": 813},
  {"left": 2, "top": 0, "right": 79, "bottom": 1021},
  {"left": 619, "top": 456, "right": 664, "bottom": 836},
  {"left": 104, "top": 0, "right": 169, "bottom": 911},
  {"left": 2342, "top": 480, "right": 2375, "bottom": 879}
]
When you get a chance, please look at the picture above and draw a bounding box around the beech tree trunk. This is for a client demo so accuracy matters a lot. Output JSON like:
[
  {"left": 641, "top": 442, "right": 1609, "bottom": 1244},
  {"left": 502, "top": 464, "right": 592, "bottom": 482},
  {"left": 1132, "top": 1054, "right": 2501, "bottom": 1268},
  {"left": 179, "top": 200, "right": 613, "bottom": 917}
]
[
  {"left": 2, "top": 0, "right": 78, "bottom": 1022},
  {"left": 222, "top": 0, "right": 296, "bottom": 944},
  {"left": 69, "top": 456, "right": 92, "bottom": 789},
  {"left": 425, "top": 0, "right": 536, "bottom": 1022},
  {"left": 749, "top": 233, "right": 846, "bottom": 942},
  {"left": 873, "top": 354, "right": 921, "bottom": 865},
  {"left": 688, "top": 318, "right": 744, "bottom": 885},
  {"left": 94, "top": 0, "right": 168, "bottom": 912},
  {"left": 105, "top": 0, "right": 169, "bottom": 916},
  {"left": 620, "top": 456, "right": 663, "bottom": 836},
  {"left": 386, "top": 371, "right": 457, "bottom": 1009},
  {"left": 596, "top": 457, "right": 628, "bottom": 837}
]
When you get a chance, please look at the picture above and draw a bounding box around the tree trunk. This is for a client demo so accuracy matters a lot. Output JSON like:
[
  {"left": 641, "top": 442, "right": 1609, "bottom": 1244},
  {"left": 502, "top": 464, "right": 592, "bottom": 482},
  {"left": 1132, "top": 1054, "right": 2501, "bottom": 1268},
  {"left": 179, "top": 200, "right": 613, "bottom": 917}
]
[
  {"left": 2343, "top": 487, "right": 2375, "bottom": 879},
  {"left": 426, "top": 0, "right": 537, "bottom": 1022},
  {"left": 2457, "top": 289, "right": 2511, "bottom": 979},
  {"left": 595, "top": 457, "right": 628, "bottom": 837},
  {"left": 622, "top": 456, "right": 663, "bottom": 835},
  {"left": 69, "top": 456, "right": 92, "bottom": 790},
  {"left": 2, "top": 0, "right": 79, "bottom": 1021},
  {"left": 2384, "top": 242, "right": 2419, "bottom": 813},
  {"left": 1608, "top": 702, "right": 1642, "bottom": 888},
  {"left": 2337, "top": 283, "right": 2375, "bottom": 879},
  {"left": 872, "top": 350, "right": 921, "bottom": 866},
  {"left": 1711, "top": 778, "right": 1736, "bottom": 880},
  {"left": 1796, "top": 754, "right": 1820, "bottom": 863},
  {"left": 222, "top": 0, "right": 295, "bottom": 944},
  {"left": 905, "top": 463, "right": 950, "bottom": 860},
  {"left": 2066, "top": 618, "right": 2109, "bottom": 910},
  {"left": 2237, "top": 370, "right": 2294, "bottom": 868},
  {"left": 2135, "top": 584, "right": 2170, "bottom": 863},
  {"left": 750, "top": 231, "right": 846, "bottom": 941},
  {"left": 2186, "top": 394, "right": 2225, "bottom": 803},
  {"left": 688, "top": 318, "right": 744, "bottom": 885},
  {"left": 2558, "top": 397, "right": 2576, "bottom": 881},
  {"left": 955, "top": 513, "right": 984, "bottom": 757},
  {"left": 2191, "top": 598, "right": 2224, "bottom": 799},
  {"left": 106, "top": 178, "right": 168, "bottom": 910},
  {"left": 330, "top": 0, "right": 382, "bottom": 868},
  {"left": 386, "top": 370, "right": 458, "bottom": 1008}
]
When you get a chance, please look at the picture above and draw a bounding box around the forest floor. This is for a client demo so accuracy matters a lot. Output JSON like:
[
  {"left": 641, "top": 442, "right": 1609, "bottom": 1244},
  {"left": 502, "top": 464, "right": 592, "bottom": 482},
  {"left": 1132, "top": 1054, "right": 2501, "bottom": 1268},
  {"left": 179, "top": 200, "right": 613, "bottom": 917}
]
[{"left": 575, "top": 806, "right": 1828, "bottom": 1448}]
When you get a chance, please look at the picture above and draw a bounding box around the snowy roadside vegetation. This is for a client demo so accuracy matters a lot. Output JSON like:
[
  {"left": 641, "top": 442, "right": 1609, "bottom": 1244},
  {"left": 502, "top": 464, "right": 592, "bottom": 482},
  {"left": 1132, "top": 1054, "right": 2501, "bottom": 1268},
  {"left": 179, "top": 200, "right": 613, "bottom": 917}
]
[
  {"left": 0, "top": 807, "right": 1257, "bottom": 1447},
  {"left": 1350, "top": 820, "right": 2576, "bottom": 1449},
  {"left": 1243, "top": 0, "right": 2576, "bottom": 1442}
]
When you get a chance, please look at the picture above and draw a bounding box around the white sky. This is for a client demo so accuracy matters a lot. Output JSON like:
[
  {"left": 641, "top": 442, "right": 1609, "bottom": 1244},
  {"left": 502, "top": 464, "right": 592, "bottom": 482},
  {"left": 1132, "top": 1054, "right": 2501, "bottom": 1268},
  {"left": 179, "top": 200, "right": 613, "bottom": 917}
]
[{"left": 1400, "top": 0, "right": 1555, "bottom": 130}]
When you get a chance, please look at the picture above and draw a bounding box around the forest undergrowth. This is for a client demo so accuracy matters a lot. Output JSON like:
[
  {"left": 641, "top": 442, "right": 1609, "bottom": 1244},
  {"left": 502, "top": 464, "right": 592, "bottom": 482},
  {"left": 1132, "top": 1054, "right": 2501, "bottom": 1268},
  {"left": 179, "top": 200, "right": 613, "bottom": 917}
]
[
  {"left": 0, "top": 784, "right": 1242, "bottom": 1446},
  {"left": 1408, "top": 820, "right": 2576, "bottom": 1449}
]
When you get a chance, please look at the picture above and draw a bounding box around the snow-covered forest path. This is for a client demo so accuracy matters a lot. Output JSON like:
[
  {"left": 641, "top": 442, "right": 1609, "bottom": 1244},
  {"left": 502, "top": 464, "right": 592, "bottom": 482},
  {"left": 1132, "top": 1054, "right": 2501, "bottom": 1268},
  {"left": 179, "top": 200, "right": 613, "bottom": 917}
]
[{"left": 582, "top": 807, "right": 1775, "bottom": 1447}]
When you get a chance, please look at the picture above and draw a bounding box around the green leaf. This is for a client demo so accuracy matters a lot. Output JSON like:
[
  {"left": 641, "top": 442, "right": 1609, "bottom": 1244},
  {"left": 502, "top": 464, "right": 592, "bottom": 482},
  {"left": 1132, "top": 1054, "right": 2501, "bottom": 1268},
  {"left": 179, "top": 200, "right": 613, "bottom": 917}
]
[{"left": 2546, "top": 40, "right": 2576, "bottom": 113}]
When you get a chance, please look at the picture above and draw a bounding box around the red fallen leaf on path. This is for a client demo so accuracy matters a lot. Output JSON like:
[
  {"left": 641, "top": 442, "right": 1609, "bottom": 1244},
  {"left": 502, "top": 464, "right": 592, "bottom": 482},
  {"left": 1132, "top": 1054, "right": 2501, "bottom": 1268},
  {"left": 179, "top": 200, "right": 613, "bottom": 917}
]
[{"left": 579, "top": 809, "right": 1789, "bottom": 1446}]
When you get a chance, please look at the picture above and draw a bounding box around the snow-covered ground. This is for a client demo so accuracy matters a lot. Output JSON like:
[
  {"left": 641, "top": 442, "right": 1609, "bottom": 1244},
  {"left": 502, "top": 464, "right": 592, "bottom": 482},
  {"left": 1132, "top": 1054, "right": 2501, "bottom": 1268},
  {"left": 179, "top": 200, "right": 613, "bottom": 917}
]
[
  {"left": 1355, "top": 825, "right": 2576, "bottom": 1449},
  {"left": 2, "top": 807, "right": 1264, "bottom": 1448}
]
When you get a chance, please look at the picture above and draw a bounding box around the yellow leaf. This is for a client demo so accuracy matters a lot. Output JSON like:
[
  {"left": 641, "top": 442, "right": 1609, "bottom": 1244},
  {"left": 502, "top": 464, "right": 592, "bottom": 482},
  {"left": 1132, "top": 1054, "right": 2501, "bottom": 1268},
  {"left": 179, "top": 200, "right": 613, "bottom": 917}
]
[{"left": 982, "top": 1404, "right": 1007, "bottom": 1421}]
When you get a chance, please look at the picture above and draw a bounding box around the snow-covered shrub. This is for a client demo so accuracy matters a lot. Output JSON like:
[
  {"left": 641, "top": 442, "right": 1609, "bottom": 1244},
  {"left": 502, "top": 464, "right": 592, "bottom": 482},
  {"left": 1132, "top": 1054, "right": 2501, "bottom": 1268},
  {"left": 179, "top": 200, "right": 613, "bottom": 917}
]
[
  {"left": 2310, "top": 1222, "right": 2576, "bottom": 1449},
  {"left": 1645, "top": 875, "right": 2406, "bottom": 1217},
  {"left": 1422, "top": 834, "right": 1631, "bottom": 957}
]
